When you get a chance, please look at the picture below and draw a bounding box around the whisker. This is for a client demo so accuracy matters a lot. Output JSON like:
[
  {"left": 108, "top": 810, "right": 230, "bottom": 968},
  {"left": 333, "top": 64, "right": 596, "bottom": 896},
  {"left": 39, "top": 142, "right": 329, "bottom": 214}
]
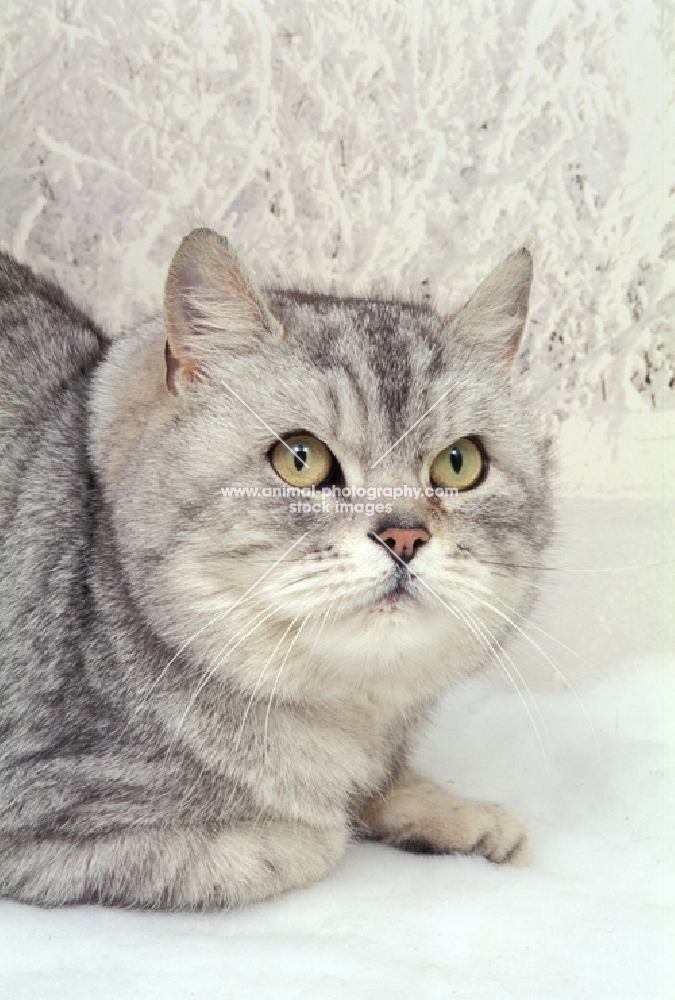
[
  {"left": 545, "top": 560, "right": 675, "bottom": 573},
  {"left": 370, "top": 533, "right": 462, "bottom": 622},
  {"left": 119, "top": 589, "right": 273, "bottom": 739},
  {"left": 233, "top": 613, "right": 301, "bottom": 754},
  {"left": 163, "top": 603, "right": 284, "bottom": 768},
  {"left": 470, "top": 584, "right": 597, "bottom": 672},
  {"left": 305, "top": 598, "right": 335, "bottom": 663},
  {"left": 370, "top": 532, "right": 552, "bottom": 759},
  {"left": 119, "top": 532, "right": 309, "bottom": 733},
  {"left": 463, "top": 606, "right": 550, "bottom": 766},
  {"left": 250, "top": 613, "right": 313, "bottom": 832},
  {"left": 475, "top": 559, "right": 675, "bottom": 574},
  {"left": 426, "top": 576, "right": 550, "bottom": 765},
  {"left": 262, "top": 613, "right": 311, "bottom": 766},
  {"left": 450, "top": 569, "right": 597, "bottom": 674},
  {"left": 461, "top": 589, "right": 599, "bottom": 746}
]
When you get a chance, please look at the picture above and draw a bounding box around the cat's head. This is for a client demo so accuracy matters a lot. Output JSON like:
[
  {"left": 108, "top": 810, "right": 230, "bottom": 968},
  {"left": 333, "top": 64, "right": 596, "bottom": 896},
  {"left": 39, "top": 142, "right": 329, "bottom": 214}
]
[{"left": 90, "top": 229, "right": 551, "bottom": 703}]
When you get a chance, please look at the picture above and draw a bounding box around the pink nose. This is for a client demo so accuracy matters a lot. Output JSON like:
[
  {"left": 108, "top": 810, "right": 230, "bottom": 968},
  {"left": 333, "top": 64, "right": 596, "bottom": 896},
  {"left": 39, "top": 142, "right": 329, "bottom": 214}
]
[{"left": 375, "top": 526, "right": 430, "bottom": 564}]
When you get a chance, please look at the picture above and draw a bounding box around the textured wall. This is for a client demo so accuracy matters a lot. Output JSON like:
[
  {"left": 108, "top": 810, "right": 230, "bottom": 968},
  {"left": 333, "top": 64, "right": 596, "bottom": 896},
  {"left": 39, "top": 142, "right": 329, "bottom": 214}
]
[{"left": 0, "top": 0, "right": 672, "bottom": 412}]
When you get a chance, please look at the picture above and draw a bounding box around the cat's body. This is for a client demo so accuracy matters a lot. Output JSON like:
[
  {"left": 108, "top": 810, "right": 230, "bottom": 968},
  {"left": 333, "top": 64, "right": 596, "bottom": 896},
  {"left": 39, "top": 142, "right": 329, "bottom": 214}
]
[{"left": 0, "top": 231, "right": 550, "bottom": 908}]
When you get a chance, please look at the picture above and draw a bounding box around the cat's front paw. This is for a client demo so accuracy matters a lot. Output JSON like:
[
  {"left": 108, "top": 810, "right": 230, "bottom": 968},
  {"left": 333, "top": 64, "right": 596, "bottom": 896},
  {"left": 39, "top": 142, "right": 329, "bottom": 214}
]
[
  {"left": 394, "top": 798, "right": 530, "bottom": 864},
  {"left": 360, "top": 771, "right": 530, "bottom": 865}
]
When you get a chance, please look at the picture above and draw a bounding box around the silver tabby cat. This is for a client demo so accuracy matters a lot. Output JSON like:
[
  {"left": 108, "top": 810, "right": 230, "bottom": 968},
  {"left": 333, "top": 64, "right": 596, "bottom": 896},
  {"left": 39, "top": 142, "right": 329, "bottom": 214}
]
[{"left": 0, "top": 229, "right": 550, "bottom": 909}]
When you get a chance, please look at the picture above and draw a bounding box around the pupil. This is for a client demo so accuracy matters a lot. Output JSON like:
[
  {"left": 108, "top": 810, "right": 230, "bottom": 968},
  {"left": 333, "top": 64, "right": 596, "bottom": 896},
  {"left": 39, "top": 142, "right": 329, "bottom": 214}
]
[
  {"left": 450, "top": 447, "right": 462, "bottom": 474},
  {"left": 294, "top": 446, "right": 308, "bottom": 472}
]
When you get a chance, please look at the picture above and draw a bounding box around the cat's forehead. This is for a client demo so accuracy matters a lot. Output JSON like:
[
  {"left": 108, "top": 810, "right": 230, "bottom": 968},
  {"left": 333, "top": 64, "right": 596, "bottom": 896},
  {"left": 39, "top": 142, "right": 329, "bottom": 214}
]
[
  {"left": 263, "top": 290, "right": 506, "bottom": 453},
  {"left": 269, "top": 289, "right": 446, "bottom": 362}
]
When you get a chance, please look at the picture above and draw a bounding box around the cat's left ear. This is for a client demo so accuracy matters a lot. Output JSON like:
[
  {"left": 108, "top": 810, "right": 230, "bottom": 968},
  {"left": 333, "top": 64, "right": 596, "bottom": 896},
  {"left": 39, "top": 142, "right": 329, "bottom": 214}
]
[
  {"left": 452, "top": 248, "right": 533, "bottom": 368},
  {"left": 163, "top": 228, "right": 282, "bottom": 393}
]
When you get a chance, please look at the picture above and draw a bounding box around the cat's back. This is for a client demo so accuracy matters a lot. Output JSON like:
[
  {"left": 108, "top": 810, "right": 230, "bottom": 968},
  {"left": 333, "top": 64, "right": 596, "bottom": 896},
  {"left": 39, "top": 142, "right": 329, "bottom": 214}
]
[
  {"left": 0, "top": 253, "right": 110, "bottom": 423},
  {"left": 0, "top": 254, "right": 110, "bottom": 528}
]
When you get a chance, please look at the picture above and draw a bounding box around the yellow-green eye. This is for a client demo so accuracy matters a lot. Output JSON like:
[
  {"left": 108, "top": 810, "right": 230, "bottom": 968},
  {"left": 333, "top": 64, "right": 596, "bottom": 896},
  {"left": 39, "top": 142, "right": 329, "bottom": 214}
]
[
  {"left": 430, "top": 437, "right": 485, "bottom": 491},
  {"left": 271, "top": 434, "right": 333, "bottom": 488}
]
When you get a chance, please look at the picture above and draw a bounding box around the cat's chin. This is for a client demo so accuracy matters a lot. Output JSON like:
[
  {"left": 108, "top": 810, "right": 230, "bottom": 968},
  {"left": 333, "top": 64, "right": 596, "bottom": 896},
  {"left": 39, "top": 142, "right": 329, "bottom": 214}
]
[
  {"left": 371, "top": 587, "right": 417, "bottom": 613},
  {"left": 357, "top": 578, "right": 424, "bottom": 618}
]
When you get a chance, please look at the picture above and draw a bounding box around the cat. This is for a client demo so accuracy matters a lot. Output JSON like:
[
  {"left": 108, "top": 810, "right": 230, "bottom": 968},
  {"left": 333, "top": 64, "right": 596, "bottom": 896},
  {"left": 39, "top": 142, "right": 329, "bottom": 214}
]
[{"left": 0, "top": 228, "right": 551, "bottom": 909}]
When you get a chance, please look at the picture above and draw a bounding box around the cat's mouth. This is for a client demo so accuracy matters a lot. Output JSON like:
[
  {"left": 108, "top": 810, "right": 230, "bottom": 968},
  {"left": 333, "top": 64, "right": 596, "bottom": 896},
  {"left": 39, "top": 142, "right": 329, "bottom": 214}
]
[{"left": 375, "top": 567, "right": 417, "bottom": 608}]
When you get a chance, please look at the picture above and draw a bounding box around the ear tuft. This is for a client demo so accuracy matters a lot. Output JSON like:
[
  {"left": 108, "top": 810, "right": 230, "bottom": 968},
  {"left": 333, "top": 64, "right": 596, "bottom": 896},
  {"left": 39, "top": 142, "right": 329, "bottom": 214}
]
[
  {"left": 163, "top": 228, "right": 281, "bottom": 392},
  {"left": 454, "top": 248, "right": 533, "bottom": 368}
]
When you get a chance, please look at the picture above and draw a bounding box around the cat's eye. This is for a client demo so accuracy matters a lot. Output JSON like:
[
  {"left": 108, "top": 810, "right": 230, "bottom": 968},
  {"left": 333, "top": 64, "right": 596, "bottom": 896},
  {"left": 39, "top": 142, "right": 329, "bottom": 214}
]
[
  {"left": 430, "top": 437, "right": 485, "bottom": 491},
  {"left": 271, "top": 434, "right": 334, "bottom": 488}
]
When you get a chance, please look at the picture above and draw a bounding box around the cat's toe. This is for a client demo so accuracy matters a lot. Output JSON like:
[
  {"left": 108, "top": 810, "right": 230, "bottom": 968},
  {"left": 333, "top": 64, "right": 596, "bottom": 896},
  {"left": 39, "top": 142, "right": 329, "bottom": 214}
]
[{"left": 466, "top": 803, "right": 530, "bottom": 864}]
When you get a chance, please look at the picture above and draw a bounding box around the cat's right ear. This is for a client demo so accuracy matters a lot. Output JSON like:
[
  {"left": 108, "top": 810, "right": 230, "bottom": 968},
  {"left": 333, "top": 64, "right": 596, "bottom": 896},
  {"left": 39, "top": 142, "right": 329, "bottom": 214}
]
[{"left": 163, "top": 228, "right": 282, "bottom": 394}]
